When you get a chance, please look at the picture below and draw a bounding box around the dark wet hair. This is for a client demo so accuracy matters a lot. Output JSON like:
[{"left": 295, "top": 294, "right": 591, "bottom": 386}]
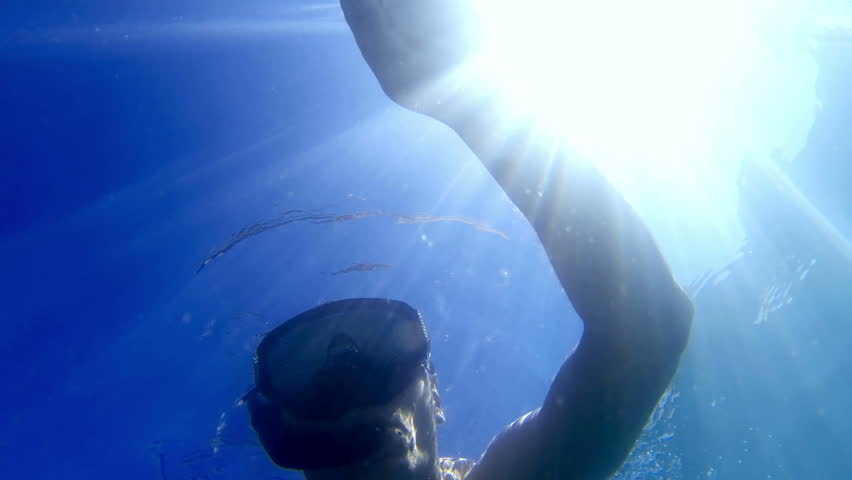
[{"left": 246, "top": 298, "right": 430, "bottom": 470}]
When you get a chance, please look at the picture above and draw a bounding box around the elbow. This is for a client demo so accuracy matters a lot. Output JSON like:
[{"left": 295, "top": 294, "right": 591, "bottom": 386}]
[
  {"left": 625, "top": 284, "right": 693, "bottom": 382},
  {"left": 662, "top": 284, "right": 694, "bottom": 357}
]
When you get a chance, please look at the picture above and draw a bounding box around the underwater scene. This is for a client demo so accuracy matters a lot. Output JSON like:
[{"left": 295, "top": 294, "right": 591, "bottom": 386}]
[{"left": 2, "top": 1, "right": 852, "bottom": 478}]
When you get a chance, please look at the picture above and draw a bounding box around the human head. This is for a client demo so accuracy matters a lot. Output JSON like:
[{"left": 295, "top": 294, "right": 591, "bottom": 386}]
[{"left": 245, "top": 298, "right": 445, "bottom": 479}]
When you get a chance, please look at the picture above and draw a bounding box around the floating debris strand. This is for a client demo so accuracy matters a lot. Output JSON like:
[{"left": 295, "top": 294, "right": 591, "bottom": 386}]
[{"left": 196, "top": 209, "right": 507, "bottom": 274}]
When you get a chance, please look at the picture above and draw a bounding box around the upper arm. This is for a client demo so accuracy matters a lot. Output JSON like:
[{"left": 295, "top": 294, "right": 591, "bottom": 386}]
[
  {"left": 469, "top": 285, "right": 693, "bottom": 480},
  {"left": 538, "top": 283, "right": 692, "bottom": 479}
]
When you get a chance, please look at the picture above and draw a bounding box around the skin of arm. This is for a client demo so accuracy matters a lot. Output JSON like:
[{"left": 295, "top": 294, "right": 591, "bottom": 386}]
[
  {"left": 340, "top": 1, "right": 695, "bottom": 478},
  {"left": 452, "top": 98, "right": 695, "bottom": 480}
]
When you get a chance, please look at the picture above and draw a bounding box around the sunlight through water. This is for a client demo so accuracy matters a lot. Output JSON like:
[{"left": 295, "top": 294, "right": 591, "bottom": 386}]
[
  {"left": 470, "top": 0, "right": 844, "bottom": 278},
  {"left": 474, "top": 0, "right": 755, "bottom": 165}
]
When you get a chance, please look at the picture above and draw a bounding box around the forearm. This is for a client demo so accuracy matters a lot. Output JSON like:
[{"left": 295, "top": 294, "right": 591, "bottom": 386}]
[
  {"left": 442, "top": 96, "right": 693, "bottom": 348},
  {"left": 441, "top": 97, "right": 694, "bottom": 479}
]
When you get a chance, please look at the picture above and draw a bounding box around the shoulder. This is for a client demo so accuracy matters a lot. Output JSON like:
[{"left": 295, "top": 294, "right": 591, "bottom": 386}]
[
  {"left": 438, "top": 457, "right": 477, "bottom": 480},
  {"left": 461, "top": 408, "right": 549, "bottom": 480}
]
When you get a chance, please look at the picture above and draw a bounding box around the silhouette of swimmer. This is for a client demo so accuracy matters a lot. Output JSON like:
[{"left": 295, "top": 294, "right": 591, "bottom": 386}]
[{"left": 245, "top": 2, "right": 695, "bottom": 479}]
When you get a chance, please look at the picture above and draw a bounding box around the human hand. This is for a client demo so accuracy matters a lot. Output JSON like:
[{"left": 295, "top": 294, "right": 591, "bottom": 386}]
[{"left": 340, "top": 0, "right": 487, "bottom": 122}]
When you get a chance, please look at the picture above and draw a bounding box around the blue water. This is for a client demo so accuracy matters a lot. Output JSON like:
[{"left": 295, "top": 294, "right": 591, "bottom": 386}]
[{"left": 2, "top": 2, "right": 851, "bottom": 479}]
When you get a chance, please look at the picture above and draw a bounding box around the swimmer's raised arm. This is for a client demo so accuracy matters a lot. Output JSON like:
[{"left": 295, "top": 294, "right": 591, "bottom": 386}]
[
  {"left": 341, "top": 1, "right": 694, "bottom": 478},
  {"left": 454, "top": 114, "right": 695, "bottom": 480}
]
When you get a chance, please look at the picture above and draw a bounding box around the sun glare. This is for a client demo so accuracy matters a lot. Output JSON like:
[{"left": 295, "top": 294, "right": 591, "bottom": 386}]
[
  {"left": 472, "top": 0, "right": 760, "bottom": 178},
  {"left": 466, "top": 0, "right": 831, "bottom": 277}
]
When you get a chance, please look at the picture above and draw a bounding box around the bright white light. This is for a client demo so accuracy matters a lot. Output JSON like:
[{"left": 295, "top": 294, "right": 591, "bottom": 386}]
[
  {"left": 472, "top": 0, "right": 758, "bottom": 179},
  {"left": 468, "top": 0, "right": 831, "bottom": 279}
]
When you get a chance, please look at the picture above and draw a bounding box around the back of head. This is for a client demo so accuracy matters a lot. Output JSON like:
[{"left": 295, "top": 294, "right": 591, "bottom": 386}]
[{"left": 246, "top": 298, "right": 430, "bottom": 470}]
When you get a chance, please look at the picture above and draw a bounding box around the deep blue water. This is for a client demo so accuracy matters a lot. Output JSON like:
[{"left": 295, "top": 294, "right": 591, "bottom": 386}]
[{"left": 2, "top": 2, "right": 851, "bottom": 479}]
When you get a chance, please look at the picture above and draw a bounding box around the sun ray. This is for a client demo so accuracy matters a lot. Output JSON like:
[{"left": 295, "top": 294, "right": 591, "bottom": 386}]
[{"left": 463, "top": 0, "right": 850, "bottom": 276}]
